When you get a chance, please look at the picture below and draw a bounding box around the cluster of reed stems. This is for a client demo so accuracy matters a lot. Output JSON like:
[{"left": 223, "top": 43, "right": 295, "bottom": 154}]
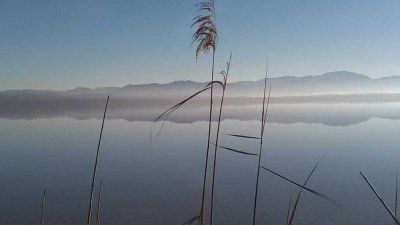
[
  {"left": 36, "top": 1, "right": 398, "bottom": 224},
  {"left": 152, "top": 1, "right": 338, "bottom": 225}
]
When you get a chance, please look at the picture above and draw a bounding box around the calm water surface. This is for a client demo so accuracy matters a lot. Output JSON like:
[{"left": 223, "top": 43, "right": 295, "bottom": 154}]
[{"left": 1, "top": 104, "right": 400, "bottom": 225}]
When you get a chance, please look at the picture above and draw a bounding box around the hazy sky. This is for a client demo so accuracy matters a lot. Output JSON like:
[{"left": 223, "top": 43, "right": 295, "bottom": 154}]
[{"left": 1, "top": 0, "right": 400, "bottom": 90}]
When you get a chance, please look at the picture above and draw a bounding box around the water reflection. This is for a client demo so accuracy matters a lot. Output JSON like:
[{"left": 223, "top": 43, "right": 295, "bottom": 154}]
[
  {"left": 2, "top": 102, "right": 400, "bottom": 126},
  {"left": 1, "top": 105, "right": 400, "bottom": 225}
]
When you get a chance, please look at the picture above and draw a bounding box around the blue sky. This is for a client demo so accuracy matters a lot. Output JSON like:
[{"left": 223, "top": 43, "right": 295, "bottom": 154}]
[{"left": 1, "top": 0, "right": 400, "bottom": 90}]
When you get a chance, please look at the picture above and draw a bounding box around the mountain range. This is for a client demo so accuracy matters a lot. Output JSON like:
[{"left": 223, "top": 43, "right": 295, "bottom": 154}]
[
  {"left": 3, "top": 71, "right": 400, "bottom": 98},
  {"left": 63, "top": 71, "right": 400, "bottom": 97},
  {"left": 2, "top": 71, "right": 400, "bottom": 114}
]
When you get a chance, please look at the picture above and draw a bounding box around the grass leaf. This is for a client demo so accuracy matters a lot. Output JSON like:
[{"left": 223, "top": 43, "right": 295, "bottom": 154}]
[
  {"left": 260, "top": 166, "right": 335, "bottom": 204},
  {"left": 214, "top": 144, "right": 259, "bottom": 156},
  {"left": 224, "top": 133, "right": 261, "bottom": 140}
]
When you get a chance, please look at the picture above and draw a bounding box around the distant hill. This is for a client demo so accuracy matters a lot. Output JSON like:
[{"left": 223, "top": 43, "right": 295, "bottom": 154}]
[{"left": 58, "top": 71, "right": 400, "bottom": 97}]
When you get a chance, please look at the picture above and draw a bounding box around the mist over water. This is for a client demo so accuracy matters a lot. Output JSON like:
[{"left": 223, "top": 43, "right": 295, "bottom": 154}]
[{"left": 0, "top": 104, "right": 399, "bottom": 225}]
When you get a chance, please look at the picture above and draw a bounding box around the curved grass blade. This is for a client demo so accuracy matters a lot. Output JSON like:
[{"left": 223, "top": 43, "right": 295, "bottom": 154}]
[
  {"left": 153, "top": 87, "right": 209, "bottom": 137},
  {"left": 224, "top": 133, "right": 261, "bottom": 140},
  {"left": 214, "top": 144, "right": 259, "bottom": 156},
  {"left": 154, "top": 87, "right": 210, "bottom": 122},
  {"left": 360, "top": 171, "right": 400, "bottom": 225},
  {"left": 153, "top": 81, "right": 223, "bottom": 137},
  {"left": 260, "top": 166, "right": 335, "bottom": 204}
]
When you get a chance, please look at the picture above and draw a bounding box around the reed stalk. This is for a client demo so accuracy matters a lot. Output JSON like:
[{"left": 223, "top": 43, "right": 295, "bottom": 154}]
[
  {"left": 191, "top": 1, "right": 218, "bottom": 224},
  {"left": 252, "top": 62, "right": 271, "bottom": 225},
  {"left": 210, "top": 53, "right": 231, "bottom": 225},
  {"left": 86, "top": 96, "right": 109, "bottom": 225}
]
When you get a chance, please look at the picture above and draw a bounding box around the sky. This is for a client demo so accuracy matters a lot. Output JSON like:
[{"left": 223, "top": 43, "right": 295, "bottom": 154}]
[{"left": 1, "top": 0, "right": 400, "bottom": 90}]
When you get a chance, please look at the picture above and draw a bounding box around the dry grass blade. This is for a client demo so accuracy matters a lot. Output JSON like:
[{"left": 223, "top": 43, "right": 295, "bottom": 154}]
[
  {"left": 86, "top": 96, "right": 109, "bottom": 225},
  {"left": 260, "top": 166, "right": 335, "bottom": 204},
  {"left": 214, "top": 144, "right": 259, "bottom": 156},
  {"left": 287, "top": 158, "right": 323, "bottom": 225},
  {"left": 153, "top": 81, "right": 221, "bottom": 123},
  {"left": 154, "top": 87, "right": 209, "bottom": 122},
  {"left": 41, "top": 189, "right": 46, "bottom": 225},
  {"left": 182, "top": 215, "right": 200, "bottom": 225},
  {"left": 360, "top": 172, "right": 400, "bottom": 225},
  {"left": 224, "top": 133, "right": 261, "bottom": 140},
  {"left": 152, "top": 81, "right": 222, "bottom": 137}
]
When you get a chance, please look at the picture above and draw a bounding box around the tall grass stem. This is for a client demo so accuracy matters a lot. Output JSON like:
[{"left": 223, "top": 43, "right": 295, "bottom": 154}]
[{"left": 86, "top": 96, "right": 109, "bottom": 225}]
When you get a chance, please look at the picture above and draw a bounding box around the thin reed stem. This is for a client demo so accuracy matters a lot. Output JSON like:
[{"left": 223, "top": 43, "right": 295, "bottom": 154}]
[
  {"left": 252, "top": 61, "right": 271, "bottom": 225},
  {"left": 86, "top": 96, "right": 109, "bottom": 225},
  {"left": 199, "top": 50, "right": 215, "bottom": 225},
  {"left": 210, "top": 53, "right": 231, "bottom": 225},
  {"left": 191, "top": 0, "right": 217, "bottom": 222},
  {"left": 360, "top": 171, "right": 400, "bottom": 225}
]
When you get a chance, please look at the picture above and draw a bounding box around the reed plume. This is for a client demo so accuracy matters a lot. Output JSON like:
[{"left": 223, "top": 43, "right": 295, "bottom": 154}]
[
  {"left": 191, "top": 1, "right": 218, "bottom": 225},
  {"left": 192, "top": 1, "right": 217, "bottom": 59}
]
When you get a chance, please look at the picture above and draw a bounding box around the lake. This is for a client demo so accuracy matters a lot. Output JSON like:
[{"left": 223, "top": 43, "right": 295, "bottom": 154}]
[{"left": 1, "top": 103, "right": 399, "bottom": 225}]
